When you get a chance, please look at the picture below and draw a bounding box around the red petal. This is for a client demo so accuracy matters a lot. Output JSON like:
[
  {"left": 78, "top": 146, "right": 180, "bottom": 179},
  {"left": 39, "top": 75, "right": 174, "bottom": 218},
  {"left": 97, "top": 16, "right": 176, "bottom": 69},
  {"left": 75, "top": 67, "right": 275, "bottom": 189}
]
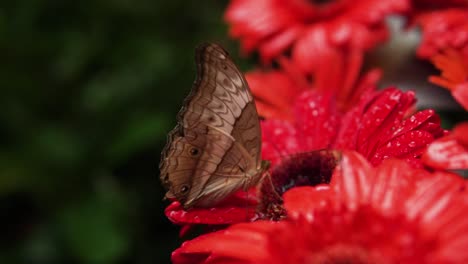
[
  {"left": 255, "top": 100, "right": 292, "bottom": 121},
  {"left": 165, "top": 191, "right": 258, "bottom": 226},
  {"left": 225, "top": 0, "right": 293, "bottom": 38},
  {"left": 392, "top": 110, "right": 441, "bottom": 138},
  {"left": 247, "top": 69, "right": 304, "bottom": 120},
  {"left": 373, "top": 130, "right": 436, "bottom": 165},
  {"left": 336, "top": 48, "right": 364, "bottom": 103},
  {"left": 366, "top": 159, "right": 418, "bottom": 215},
  {"left": 331, "top": 151, "right": 372, "bottom": 209},
  {"left": 415, "top": 9, "right": 468, "bottom": 59},
  {"left": 283, "top": 185, "right": 332, "bottom": 221},
  {"left": 405, "top": 172, "right": 467, "bottom": 248},
  {"left": 261, "top": 120, "right": 299, "bottom": 166},
  {"left": 224, "top": 0, "right": 298, "bottom": 60},
  {"left": 258, "top": 25, "right": 303, "bottom": 64},
  {"left": 355, "top": 88, "right": 416, "bottom": 158},
  {"left": 333, "top": 104, "right": 369, "bottom": 150},
  {"left": 345, "top": 0, "right": 410, "bottom": 24},
  {"left": 422, "top": 135, "right": 468, "bottom": 170},
  {"left": 334, "top": 88, "right": 417, "bottom": 159},
  {"left": 332, "top": 151, "right": 424, "bottom": 215},
  {"left": 453, "top": 122, "right": 468, "bottom": 147},
  {"left": 292, "top": 25, "right": 363, "bottom": 85},
  {"left": 172, "top": 221, "right": 273, "bottom": 264},
  {"left": 430, "top": 180, "right": 468, "bottom": 262},
  {"left": 294, "top": 91, "right": 340, "bottom": 150},
  {"left": 453, "top": 82, "right": 468, "bottom": 111}
]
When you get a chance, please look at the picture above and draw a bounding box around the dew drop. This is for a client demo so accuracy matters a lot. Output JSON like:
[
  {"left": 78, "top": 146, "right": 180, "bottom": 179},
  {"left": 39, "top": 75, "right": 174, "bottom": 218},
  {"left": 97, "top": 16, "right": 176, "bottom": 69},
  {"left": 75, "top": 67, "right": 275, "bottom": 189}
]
[
  {"left": 193, "top": 216, "right": 201, "bottom": 223},
  {"left": 290, "top": 211, "right": 299, "bottom": 219},
  {"left": 305, "top": 212, "right": 314, "bottom": 222},
  {"left": 274, "top": 128, "right": 283, "bottom": 135}
]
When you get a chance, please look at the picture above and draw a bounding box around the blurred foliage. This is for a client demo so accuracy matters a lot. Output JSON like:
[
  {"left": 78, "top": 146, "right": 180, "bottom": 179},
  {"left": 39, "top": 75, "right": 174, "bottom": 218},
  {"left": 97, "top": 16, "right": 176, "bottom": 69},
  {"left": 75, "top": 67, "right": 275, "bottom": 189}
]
[{"left": 0, "top": 1, "right": 235, "bottom": 263}]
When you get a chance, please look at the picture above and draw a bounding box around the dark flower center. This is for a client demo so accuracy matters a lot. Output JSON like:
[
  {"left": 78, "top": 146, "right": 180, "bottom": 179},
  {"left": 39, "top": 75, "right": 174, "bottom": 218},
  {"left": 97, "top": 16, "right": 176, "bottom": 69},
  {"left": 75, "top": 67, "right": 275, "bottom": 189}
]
[
  {"left": 258, "top": 150, "right": 340, "bottom": 220},
  {"left": 310, "top": 0, "right": 335, "bottom": 5}
]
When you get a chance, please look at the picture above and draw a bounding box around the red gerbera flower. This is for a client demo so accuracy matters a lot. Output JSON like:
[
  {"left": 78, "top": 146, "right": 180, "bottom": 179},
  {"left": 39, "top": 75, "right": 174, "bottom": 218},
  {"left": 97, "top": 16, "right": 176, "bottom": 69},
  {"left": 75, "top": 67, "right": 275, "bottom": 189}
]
[
  {"left": 262, "top": 87, "right": 446, "bottom": 167},
  {"left": 423, "top": 122, "right": 468, "bottom": 170},
  {"left": 429, "top": 48, "right": 468, "bottom": 110},
  {"left": 413, "top": 8, "right": 468, "bottom": 60},
  {"left": 172, "top": 152, "right": 468, "bottom": 264},
  {"left": 247, "top": 55, "right": 381, "bottom": 120},
  {"left": 224, "top": 0, "right": 409, "bottom": 70}
]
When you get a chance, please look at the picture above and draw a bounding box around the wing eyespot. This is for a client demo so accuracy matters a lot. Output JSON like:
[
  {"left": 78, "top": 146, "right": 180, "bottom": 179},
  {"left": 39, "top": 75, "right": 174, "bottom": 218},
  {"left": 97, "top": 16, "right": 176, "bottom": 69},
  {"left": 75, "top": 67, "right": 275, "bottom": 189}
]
[
  {"left": 189, "top": 147, "right": 200, "bottom": 157},
  {"left": 180, "top": 185, "right": 190, "bottom": 194}
]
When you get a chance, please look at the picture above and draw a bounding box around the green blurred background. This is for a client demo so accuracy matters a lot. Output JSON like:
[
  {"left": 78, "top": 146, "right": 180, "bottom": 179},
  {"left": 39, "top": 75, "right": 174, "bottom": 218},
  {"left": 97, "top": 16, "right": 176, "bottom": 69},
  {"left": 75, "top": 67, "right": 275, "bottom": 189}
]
[{"left": 0, "top": 1, "right": 242, "bottom": 263}]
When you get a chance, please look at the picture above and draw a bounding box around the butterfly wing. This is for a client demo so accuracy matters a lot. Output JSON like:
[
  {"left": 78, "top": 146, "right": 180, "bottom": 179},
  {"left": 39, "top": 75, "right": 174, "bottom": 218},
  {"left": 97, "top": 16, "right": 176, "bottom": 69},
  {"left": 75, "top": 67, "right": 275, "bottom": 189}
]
[{"left": 159, "top": 43, "right": 263, "bottom": 209}]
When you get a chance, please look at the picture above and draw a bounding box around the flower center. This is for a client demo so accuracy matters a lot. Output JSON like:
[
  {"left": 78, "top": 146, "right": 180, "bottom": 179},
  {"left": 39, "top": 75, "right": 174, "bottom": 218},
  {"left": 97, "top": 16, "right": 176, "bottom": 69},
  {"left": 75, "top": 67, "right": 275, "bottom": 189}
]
[
  {"left": 258, "top": 150, "right": 340, "bottom": 220},
  {"left": 309, "top": 0, "right": 334, "bottom": 5}
]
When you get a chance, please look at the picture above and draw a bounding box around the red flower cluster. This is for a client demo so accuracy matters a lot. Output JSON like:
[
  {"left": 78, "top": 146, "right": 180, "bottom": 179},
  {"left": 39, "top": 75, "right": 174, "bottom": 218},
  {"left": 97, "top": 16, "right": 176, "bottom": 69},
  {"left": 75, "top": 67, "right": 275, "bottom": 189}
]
[
  {"left": 429, "top": 48, "right": 468, "bottom": 110},
  {"left": 225, "top": 0, "right": 409, "bottom": 69},
  {"left": 247, "top": 55, "right": 381, "bottom": 120},
  {"left": 172, "top": 152, "right": 468, "bottom": 264},
  {"left": 161, "top": 1, "right": 468, "bottom": 262},
  {"left": 413, "top": 8, "right": 468, "bottom": 60},
  {"left": 423, "top": 122, "right": 468, "bottom": 170}
]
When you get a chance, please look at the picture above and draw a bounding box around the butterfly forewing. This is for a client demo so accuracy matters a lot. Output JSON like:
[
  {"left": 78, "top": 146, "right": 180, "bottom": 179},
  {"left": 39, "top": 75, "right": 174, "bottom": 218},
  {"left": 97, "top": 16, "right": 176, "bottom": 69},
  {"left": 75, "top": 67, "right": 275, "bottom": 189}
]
[{"left": 159, "top": 43, "right": 266, "bottom": 209}]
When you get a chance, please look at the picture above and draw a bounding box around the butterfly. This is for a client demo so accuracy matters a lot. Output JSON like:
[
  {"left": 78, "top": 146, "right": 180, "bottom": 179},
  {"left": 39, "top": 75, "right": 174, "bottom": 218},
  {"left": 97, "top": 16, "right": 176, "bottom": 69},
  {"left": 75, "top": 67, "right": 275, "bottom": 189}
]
[{"left": 159, "top": 43, "right": 269, "bottom": 209}]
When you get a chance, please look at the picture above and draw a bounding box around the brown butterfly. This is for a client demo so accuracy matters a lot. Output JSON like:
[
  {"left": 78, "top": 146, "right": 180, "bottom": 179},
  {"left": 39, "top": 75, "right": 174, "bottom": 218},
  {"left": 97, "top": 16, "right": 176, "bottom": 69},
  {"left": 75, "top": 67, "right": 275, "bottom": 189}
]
[{"left": 159, "top": 43, "right": 269, "bottom": 209}]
